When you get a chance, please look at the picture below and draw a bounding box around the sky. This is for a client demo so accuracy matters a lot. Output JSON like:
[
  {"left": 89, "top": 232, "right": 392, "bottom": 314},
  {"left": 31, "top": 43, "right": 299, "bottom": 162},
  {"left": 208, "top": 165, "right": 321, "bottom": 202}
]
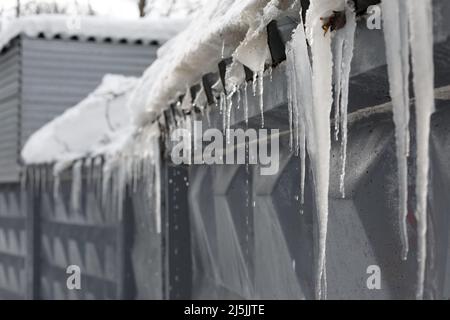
[{"left": 0, "top": 0, "right": 206, "bottom": 19}]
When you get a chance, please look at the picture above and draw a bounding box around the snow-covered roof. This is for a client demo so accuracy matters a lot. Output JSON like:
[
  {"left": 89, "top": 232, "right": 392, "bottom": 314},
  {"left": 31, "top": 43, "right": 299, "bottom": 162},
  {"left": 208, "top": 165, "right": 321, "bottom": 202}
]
[
  {"left": 21, "top": 74, "right": 137, "bottom": 165},
  {"left": 128, "top": 0, "right": 297, "bottom": 126},
  {"left": 0, "top": 14, "right": 188, "bottom": 52},
  {"left": 21, "top": 0, "right": 298, "bottom": 165}
]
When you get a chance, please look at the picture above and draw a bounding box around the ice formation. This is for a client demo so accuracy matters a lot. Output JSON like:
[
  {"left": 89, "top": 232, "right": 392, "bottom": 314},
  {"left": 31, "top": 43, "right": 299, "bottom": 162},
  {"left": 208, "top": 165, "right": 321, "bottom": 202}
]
[
  {"left": 408, "top": 0, "right": 435, "bottom": 300},
  {"left": 20, "top": 0, "right": 438, "bottom": 299},
  {"left": 381, "top": 0, "right": 435, "bottom": 298},
  {"left": 381, "top": 0, "right": 411, "bottom": 261},
  {"left": 21, "top": 75, "right": 138, "bottom": 164},
  {"left": 334, "top": 6, "right": 356, "bottom": 199}
]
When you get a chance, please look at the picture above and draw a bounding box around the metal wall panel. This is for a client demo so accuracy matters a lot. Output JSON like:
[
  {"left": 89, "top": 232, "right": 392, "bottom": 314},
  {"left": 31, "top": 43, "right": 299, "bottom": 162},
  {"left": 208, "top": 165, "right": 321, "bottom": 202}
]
[
  {"left": 0, "top": 184, "right": 26, "bottom": 300},
  {"left": 0, "top": 40, "right": 21, "bottom": 183}
]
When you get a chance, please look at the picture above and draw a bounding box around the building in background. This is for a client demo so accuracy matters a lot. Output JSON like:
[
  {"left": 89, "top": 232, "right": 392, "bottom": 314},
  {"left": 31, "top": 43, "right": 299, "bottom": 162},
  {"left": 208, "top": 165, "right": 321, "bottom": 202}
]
[{"left": 0, "top": 14, "right": 184, "bottom": 299}]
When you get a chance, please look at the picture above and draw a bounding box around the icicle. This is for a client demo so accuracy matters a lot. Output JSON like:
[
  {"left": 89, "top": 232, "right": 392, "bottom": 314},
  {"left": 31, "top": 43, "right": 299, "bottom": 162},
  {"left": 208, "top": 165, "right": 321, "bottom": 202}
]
[
  {"left": 226, "top": 86, "right": 236, "bottom": 143},
  {"left": 286, "top": 18, "right": 309, "bottom": 213},
  {"left": 237, "top": 86, "right": 241, "bottom": 110},
  {"left": 305, "top": 2, "right": 335, "bottom": 299},
  {"left": 258, "top": 70, "right": 265, "bottom": 128},
  {"left": 269, "top": 65, "right": 273, "bottom": 82},
  {"left": 153, "top": 138, "right": 162, "bottom": 234},
  {"left": 94, "top": 157, "right": 103, "bottom": 198},
  {"left": 286, "top": 48, "right": 295, "bottom": 151},
  {"left": 333, "top": 37, "right": 343, "bottom": 142},
  {"left": 53, "top": 170, "right": 61, "bottom": 201},
  {"left": 252, "top": 72, "right": 258, "bottom": 97},
  {"left": 206, "top": 104, "right": 211, "bottom": 126},
  {"left": 219, "top": 92, "right": 225, "bottom": 115},
  {"left": 102, "top": 163, "right": 112, "bottom": 210},
  {"left": 71, "top": 161, "right": 82, "bottom": 213},
  {"left": 337, "top": 5, "right": 356, "bottom": 199},
  {"left": 86, "top": 157, "right": 94, "bottom": 193},
  {"left": 244, "top": 82, "right": 249, "bottom": 126},
  {"left": 408, "top": 0, "right": 435, "bottom": 300},
  {"left": 221, "top": 92, "right": 227, "bottom": 133},
  {"left": 221, "top": 39, "right": 225, "bottom": 59},
  {"left": 299, "top": 116, "right": 306, "bottom": 208},
  {"left": 381, "top": 0, "right": 411, "bottom": 261}
]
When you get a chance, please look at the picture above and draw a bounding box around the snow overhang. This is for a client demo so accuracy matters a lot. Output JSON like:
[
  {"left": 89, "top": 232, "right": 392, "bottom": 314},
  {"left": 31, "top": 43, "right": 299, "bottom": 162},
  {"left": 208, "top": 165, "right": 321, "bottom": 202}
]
[{"left": 21, "top": 74, "right": 138, "bottom": 166}]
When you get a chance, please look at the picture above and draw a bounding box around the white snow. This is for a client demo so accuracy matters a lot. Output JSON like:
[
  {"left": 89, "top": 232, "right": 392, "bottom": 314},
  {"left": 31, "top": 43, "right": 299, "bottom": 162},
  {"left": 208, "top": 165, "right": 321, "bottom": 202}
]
[
  {"left": 0, "top": 14, "right": 187, "bottom": 52},
  {"left": 21, "top": 74, "right": 138, "bottom": 165}
]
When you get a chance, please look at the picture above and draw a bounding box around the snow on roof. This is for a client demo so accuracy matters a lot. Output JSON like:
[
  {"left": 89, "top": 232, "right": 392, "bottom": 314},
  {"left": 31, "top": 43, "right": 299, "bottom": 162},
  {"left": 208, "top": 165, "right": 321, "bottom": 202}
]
[
  {"left": 127, "top": 0, "right": 297, "bottom": 126},
  {"left": 20, "top": 0, "right": 296, "bottom": 165},
  {"left": 0, "top": 14, "right": 188, "bottom": 52},
  {"left": 21, "top": 74, "right": 137, "bottom": 165}
]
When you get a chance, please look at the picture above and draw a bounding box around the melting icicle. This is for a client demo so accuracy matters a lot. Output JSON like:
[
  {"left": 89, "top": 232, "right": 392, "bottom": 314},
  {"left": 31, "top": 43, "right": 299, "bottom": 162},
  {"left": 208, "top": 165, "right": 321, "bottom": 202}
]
[
  {"left": 226, "top": 87, "right": 236, "bottom": 143},
  {"left": 258, "top": 70, "right": 265, "bottom": 128},
  {"left": 286, "top": 50, "right": 294, "bottom": 151},
  {"left": 408, "top": 0, "right": 435, "bottom": 300},
  {"left": 153, "top": 137, "right": 162, "bottom": 234},
  {"left": 236, "top": 86, "right": 241, "bottom": 110},
  {"left": 220, "top": 92, "right": 227, "bottom": 133},
  {"left": 221, "top": 39, "right": 225, "bottom": 59},
  {"left": 287, "top": 41, "right": 307, "bottom": 210},
  {"left": 252, "top": 72, "right": 258, "bottom": 97},
  {"left": 53, "top": 170, "right": 61, "bottom": 201},
  {"left": 335, "top": 5, "right": 356, "bottom": 199},
  {"left": 243, "top": 82, "right": 249, "bottom": 126},
  {"left": 333, "top": 37, "right": 343, "bottom": 143},
  {"left": 305, "top": 2, "right": 335, "bottom": 299},
  {"left": 71, "top": 161, "right": 82, "bottom": 213},
  {"left": 381, "top": 0, "right": 411, "bottom": 261},
  {"left": 102, "top": 164, "right": 112, "bottom": 210}
]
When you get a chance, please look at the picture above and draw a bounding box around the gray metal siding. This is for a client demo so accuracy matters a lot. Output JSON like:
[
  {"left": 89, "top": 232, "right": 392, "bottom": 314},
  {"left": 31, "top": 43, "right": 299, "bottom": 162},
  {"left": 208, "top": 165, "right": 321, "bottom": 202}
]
[
  {"left": 0, "top": 41, "right": 21, "bottom": 183},
  {"left": 0, "top": 184, "right": 26, "bottom": 299},
  {"left": 20, "top": 37, "right": 158, "bottom": 149}
]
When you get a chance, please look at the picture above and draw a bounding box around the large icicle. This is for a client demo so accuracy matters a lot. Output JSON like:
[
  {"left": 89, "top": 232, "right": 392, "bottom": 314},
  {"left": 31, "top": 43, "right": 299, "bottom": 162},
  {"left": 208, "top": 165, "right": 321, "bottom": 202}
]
[
  {"left": 336, "top": 5, "right": 356, "bottom": 198},
  {"left": 153, "top": 139, "right": 162, "bottom": 235},
  {"left": 408, "top": 0, "right": 435, "bottom": 300},
  {"left": 381, "top": 0, "right": 411, "bottom": 261},
  {"left": 333, "top": 4, "right": 357, "bottom": 198},
  {"left": 306, "top": 16, "right": 333, "bottom": 301},
  {"left": 286, "top": 42, "right": 306, "bottom": 209},
  {"left": 288, "top": 0, "right": 341, "bottom": 298}
]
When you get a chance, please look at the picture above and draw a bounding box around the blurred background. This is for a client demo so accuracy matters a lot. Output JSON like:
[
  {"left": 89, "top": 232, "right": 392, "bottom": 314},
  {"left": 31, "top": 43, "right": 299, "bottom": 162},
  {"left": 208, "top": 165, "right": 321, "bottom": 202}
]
[{"left": 0, "top": 0, "right": 206, "bottom": 22}]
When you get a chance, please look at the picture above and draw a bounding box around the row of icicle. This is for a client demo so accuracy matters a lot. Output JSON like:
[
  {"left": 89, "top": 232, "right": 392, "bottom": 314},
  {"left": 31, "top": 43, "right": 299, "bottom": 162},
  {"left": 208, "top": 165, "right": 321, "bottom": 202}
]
[
  {"left": 286, "top": 0, "right": 435, "bottom": 299},
  {"left": 22, "top": 0, "right": 436, "bottom": 300}
]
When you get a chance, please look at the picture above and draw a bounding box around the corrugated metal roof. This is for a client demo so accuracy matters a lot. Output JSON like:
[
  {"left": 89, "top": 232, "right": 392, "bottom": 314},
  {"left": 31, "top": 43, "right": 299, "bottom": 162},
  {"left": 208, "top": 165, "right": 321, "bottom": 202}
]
[{"left": 0, "top": 40, "right": 20, "bottom": 183}]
